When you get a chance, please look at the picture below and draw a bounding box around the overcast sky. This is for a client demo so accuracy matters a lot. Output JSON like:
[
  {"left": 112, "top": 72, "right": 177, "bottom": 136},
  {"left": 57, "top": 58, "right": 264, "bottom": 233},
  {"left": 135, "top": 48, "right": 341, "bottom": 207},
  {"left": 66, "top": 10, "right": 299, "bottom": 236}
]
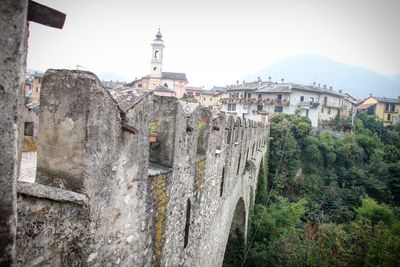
[{"left": 28, "top": 0, "right": 400, "bottom": 87}]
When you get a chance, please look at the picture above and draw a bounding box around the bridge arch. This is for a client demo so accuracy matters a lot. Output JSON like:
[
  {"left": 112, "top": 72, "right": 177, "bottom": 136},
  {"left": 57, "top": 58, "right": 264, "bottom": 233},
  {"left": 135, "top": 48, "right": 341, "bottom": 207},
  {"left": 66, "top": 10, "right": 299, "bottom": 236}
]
[{"left": 222, "top": 197, "right": 247, "bottom": 266}]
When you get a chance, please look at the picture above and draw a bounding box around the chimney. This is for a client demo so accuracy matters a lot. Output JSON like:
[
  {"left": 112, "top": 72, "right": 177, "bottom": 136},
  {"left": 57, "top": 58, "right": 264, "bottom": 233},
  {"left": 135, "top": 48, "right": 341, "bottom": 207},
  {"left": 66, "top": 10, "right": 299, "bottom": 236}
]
[
  {"left": 313, "top": 81, "right": 316, "bottom": 86},
  {"left": 281, "top": 78, "right": 284, "bottom": 83},
  {"left": 369, "top": 93, "right": 372, "bottom": 97},
  {"left": 236, "top": 80, "right": 239, "bottom": 85},
  {"left": 339, "top": 89, "right": 342, "bottom": 93},
  {"left": 318, "top": 83, "right": 321, "bottom": 87},
  {"left": 323, "top": 84, "right": 327, "bottom": 89},
  {"left": 329, "top": 86, "right": 332, "bottom": 91},
  {"left": 242, "top": 80, "right": 245, "bottom": 85},
  {"left": 268, "top": 76, "right": 272, "bottom": 82}
]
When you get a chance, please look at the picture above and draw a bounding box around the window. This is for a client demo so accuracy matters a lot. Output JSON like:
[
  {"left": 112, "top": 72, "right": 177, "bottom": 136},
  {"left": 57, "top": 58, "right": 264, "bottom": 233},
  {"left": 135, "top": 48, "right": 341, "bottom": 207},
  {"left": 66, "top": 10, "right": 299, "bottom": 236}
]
[
  {"left": 228, "top": 104, "right": 236, "bottom": 111},
  {"left": 321, "top": 107, "right": 324, "bottom": 113},
  {"left": 275, "top": 106, "right": 283, "bottom": 112},
  {"left": 324, "top": 96, "right": 328, "bottom": 106},
  {"left": 277, "top": 94, "right": 282, "bottom": 100},
  {"left": 385, "top": 103, "right": 395, "bottom": 112},
  {"left": 138, "top": 83, "right": 142, "bottom": 88},
  {"left": 300, "top": 96, "right": 304, "bottom": 102},
  {"left": 243, "top": 104, "right": 248, "bottom": 110},
  {"left": 24, "top": 122, "right": 33, "bottom": 136},
  {"left": 258, "top": 94, "right": 262, "bottom": 99},
  {"left": 387, "top": 114, "right": 392, "bottom": 121},
  {"left": 187, "top": 92, "right": 193, "bottom": 95},
  {"left": 245, "top": 92, "right": 252, "bottom": 98},
  {"left": 154, "top": 50, "right": 159, "bottom": 59},
  {"left": 328, "top": 108, "right": 331, "bottom": 114},
  {"left": 195, "top": 92, "right": 200, "bottom": 96},
  {"left": 306, "top": 109, "right": 309, "bottom": 117},
  {"left": 184, "top": 199, "right": 191, "bottom": 248},
  {"left": 204, "top": 97, "right": 206, "bottom": 101},
  {"left": 257, "top": 105, "right": 263, "bottom": 111}
]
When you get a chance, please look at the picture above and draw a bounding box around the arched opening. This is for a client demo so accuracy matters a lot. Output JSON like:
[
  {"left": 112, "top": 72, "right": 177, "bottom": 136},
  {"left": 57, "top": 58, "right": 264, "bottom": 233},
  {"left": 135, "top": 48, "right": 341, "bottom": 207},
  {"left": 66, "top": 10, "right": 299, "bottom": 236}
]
[
  {"left": 184, "top": 198, "right": 191, "bottom": 248},
  {"left": 223, "top": 198, "right": 246, "bottom": 266},
  {"left": 155, "top": 50, "right": 159, "bottom": 59}
]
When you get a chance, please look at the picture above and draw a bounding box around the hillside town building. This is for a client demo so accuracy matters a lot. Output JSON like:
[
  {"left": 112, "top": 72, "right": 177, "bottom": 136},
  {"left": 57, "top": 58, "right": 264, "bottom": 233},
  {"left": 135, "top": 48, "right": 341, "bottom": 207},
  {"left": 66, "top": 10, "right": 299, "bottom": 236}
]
[
  {"left": 357, "top": 95, "right": 400, "bottom": 126},
  {"left": 221, "top": 80, "right": 345, "bottom": 127}
]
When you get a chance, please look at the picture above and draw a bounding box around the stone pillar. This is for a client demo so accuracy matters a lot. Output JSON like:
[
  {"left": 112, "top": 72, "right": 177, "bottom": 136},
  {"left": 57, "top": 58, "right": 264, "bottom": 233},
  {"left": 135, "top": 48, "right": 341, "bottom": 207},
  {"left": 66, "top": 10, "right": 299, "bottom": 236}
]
[{"left": 0, "top": 0, "right": 28, "bottom": 265}]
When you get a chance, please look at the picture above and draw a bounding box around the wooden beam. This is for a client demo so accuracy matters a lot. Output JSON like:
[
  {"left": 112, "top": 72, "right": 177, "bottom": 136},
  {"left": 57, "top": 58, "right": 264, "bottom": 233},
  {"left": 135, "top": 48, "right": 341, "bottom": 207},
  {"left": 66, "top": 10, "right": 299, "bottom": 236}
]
[
  {"left": 28, "top": 1, "right": 66, "bottom": 29},
  {"left": 121, "top": 123, "right": 139, "bottom": 135}
]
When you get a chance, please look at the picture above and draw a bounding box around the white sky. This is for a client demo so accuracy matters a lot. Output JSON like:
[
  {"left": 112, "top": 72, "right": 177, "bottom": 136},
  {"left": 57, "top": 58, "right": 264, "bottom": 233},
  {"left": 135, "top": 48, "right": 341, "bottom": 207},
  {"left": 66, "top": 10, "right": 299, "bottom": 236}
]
[{"left": 28, "top": 0, "right": 400, "bottom": 88}]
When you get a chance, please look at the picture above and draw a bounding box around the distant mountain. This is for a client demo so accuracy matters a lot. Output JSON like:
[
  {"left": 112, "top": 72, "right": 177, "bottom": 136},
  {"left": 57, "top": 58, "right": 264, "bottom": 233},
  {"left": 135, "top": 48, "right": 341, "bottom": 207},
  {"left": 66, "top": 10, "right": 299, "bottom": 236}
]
[
  {"left": 243, "top": 54, "right": 400, "bottom": 99},
  {"left": 388, "top": 74, "right": 400, "bottom": 87}
]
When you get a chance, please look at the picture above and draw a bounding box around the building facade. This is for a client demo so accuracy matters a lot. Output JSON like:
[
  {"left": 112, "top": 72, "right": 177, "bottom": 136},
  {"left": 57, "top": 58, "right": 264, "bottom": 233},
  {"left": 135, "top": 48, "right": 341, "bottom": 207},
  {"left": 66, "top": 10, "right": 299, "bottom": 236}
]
[
  {"left": 221, "top": 81, "right": 345, "bottom": 127},
  {"left": 357, "top": 96, "right": 400, "bottom": 126}
]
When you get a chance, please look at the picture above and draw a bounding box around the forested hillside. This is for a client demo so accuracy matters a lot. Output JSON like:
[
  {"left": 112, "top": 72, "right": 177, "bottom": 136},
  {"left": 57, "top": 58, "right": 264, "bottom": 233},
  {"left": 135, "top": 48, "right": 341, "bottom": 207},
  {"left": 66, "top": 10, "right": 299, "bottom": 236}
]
[{"left": 224, "top": 111, "right": 400, "bottom": 267}]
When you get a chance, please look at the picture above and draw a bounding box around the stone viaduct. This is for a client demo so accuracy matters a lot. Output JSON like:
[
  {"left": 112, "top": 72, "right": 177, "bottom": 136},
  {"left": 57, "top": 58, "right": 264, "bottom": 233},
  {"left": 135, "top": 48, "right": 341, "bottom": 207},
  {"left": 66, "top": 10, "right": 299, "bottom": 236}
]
[
  {"left": 15, "top": 70, "right": 269, "bottom": 266},
  {"left": 0, "top": 1, "right": 269, "bottom": 265}
]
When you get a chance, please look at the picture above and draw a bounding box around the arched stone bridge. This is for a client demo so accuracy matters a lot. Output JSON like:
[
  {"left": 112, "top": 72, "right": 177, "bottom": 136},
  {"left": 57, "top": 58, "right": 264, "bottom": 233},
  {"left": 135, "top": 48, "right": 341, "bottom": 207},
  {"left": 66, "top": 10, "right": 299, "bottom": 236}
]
[{"left": 16, "top": 70, "right": 269, "bottom": 266}]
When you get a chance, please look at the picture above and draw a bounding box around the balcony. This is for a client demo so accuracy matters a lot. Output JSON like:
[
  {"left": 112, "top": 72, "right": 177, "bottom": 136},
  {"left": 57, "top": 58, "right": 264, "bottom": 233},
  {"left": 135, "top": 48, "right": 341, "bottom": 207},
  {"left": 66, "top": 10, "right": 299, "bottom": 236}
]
[
  {"left": 299, "top": 101, "right": 319, "bottom": 109},
  {"left": 272, "top": 99, "right": 290, "bottom": 106}
]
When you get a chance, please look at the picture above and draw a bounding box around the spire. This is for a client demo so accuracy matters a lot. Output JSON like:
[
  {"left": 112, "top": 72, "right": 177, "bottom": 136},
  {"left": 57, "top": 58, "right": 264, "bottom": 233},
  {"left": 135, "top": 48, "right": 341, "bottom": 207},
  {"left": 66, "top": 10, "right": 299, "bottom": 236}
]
[{"left": 155, "top": 28, "right": 162, "bottom": 40}]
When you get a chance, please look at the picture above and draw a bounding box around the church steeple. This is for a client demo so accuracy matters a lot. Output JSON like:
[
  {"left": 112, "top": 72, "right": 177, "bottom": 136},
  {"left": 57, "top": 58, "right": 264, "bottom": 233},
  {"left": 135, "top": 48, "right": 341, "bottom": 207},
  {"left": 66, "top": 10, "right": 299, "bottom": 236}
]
[{"left": 150, "top": 28, "right": 164, "bottom": 80}]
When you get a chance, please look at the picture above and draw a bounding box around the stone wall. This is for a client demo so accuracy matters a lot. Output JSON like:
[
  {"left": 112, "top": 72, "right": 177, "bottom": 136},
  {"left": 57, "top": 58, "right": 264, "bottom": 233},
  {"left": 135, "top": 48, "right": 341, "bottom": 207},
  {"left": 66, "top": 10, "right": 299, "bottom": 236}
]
[
  {"left": 0, "top": 0, "right": 28, "bottom": 265},
  {"left": 15, "top": 69, "right": 269, "bottom": 266}
]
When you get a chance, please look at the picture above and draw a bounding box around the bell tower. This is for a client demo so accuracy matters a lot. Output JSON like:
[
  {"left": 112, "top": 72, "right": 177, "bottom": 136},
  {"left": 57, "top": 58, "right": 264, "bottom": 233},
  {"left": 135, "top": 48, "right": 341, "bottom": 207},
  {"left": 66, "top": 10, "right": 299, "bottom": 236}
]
[{"left": 149, "top": 28, "right": 164, "bottom": 89}]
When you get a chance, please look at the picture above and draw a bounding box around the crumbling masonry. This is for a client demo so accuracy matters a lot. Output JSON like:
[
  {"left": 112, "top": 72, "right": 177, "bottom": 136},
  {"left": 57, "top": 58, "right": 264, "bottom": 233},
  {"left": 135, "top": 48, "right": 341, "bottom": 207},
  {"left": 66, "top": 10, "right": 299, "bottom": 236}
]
[{"left": 15, "top": 70, "right": 269, "bottom": 266}]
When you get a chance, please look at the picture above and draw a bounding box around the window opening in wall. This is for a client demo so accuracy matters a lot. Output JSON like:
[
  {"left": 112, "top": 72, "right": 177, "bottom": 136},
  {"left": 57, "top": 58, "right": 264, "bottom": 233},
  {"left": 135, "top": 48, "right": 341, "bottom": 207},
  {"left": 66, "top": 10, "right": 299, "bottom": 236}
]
[
  {"left": 328, "top": 108, "right": 331, "bottom": 114},
  {"left": 163, "top": 83, "right": 168, "bottom": 87},
  {"left": 310, "top": 97, "right": 314, "bottom": 102},
  {"left": 257, "top": 105, "right": 263, "bottom": 111},
  {"left": 306, "top": 109, "right": 309, "bottom": 117},
  {"left": 324, "top": 96, "right": 328, "bottom": 106},
  {"left": 184, "top": 199, "right": 191, "bottom": 248},
  {"left": 24, "top": 122, "right": 34, "bottom": 136},
  {"left": 387, "top": 114, "right": 391, "bottom": 121},
  {"left": 300, "top": 96, "right": 304, "bottom": 102},
  {"left": 258, "top": 94, "right": 262, "bottom": 99},
  {"left": 220, "top": 167, "right": 225, "bottom": 197},
  {"left": 275, "top": 106, "right": 283, "bottom": 112},
  {"left": 237, "top": 154, "right": 241, "bottom": 175},
  {"left": 277, "top": 94, "right": 282, "bottom": 100},
  {"left": 321, "top": 107, "right": 324, "bottom": 113},
  {"left": 385, "top": 103, "right": 395, "bottom": 112},
  {"left": 155, "top": 50, "right": 159, "bottom": 59}
]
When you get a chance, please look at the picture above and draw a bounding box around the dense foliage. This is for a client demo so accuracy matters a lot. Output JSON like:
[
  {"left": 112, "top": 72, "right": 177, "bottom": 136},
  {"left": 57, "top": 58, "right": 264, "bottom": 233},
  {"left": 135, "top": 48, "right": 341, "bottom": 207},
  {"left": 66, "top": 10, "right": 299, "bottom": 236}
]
[{"left": 224, "top": 111, "right": 400, "bottom": 266}]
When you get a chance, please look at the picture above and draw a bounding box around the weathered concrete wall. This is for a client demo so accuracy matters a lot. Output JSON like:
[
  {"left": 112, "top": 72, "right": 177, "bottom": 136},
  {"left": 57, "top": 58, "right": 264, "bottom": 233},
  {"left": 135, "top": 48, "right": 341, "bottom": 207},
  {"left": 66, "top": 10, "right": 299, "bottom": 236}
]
[
  {"left": 16, "top": 69, "right": 269, "bottom": 266},
  {"left": 0, "top": 0, "right": 28, "bottom": 265}
]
